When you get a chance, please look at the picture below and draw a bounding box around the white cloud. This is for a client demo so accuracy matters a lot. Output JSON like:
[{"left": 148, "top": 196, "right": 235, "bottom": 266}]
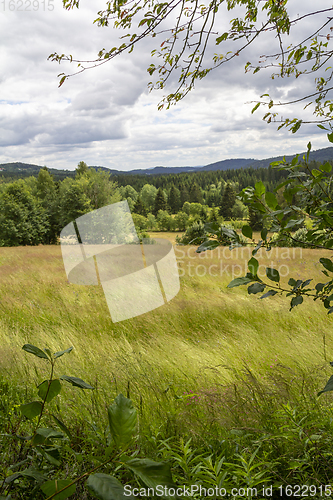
[{"left": 0, "top": 0, "right": 332, "bottom": 171}]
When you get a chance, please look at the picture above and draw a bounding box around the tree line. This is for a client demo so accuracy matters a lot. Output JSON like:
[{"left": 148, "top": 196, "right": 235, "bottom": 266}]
[{"left": 0, "top": 159, "right": 329, "bottom": 246}]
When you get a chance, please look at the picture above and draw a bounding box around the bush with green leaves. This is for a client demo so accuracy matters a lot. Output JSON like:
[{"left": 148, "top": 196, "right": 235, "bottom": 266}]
[
  {"left": 0, "top": 181, "right": 49, "bottom": 246},
  {"left": 146, "top": 212, "right": 157, "bottom": 231},
  {"left": 156, "top": 210, "right": 175, "bottom": 231},
  {"left": 132, "top": 213, "right": 148, "bottom": 232},
  {"left": 175, "top": 220, "right": 207, "bottom": 245},
  {"left": 269, "top": 227, "right": 311, "bottom": 248},
  {"left": 196, "top": 140, "right": 333, "bottom": 314},
  {"left": 177, "top": 221, "right": 247, "bottom": 247},
  {"left": 174, "top": 211, "right": 189, "bottom": 231}
]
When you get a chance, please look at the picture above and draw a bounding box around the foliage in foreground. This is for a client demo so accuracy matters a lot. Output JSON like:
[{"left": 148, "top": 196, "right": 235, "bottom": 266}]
[
  {"left": 197, "top": 140, "right": 333, "bottom": 314},
  {"left": 53, "top": 1, "right": 333, "bottom": 133},
  {"left": 1, "top": 344, "right": 176, "bottom": 500},
  {"left": 2, "top": 344, "right": 333, "bottom": 499}
]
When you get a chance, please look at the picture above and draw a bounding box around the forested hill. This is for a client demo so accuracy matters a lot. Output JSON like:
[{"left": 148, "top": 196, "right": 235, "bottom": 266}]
[{"left": 2, "top": 146, "right": 333, "bottom": 181}]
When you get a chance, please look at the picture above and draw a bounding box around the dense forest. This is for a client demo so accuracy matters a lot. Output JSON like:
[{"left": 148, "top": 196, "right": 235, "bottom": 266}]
[{"left": 0, "top": 158, "right": 331, "bottom": 246}]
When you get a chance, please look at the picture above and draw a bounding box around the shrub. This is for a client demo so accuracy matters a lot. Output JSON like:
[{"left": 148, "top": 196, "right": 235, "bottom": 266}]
[
  {"left": 270, "top": 227, "right": 311, "bottom": 248},
  {"left": 146, "top": 212, "right": 157, "bottom": 230},
  {"left": 174, "top": 211, "right": 189, "bottom": 231},
  {"left": 156, "top": 210, "right": 175, "bottom": 231},
  {"left": 176, "top": 221, "right": 206, "bottom": 245},
  {"left": 132, "top": 213, "right": 148, "bottom": 232}
]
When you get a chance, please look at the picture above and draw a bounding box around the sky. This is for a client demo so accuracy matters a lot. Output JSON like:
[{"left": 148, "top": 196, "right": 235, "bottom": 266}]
[{"left": 0, "top": 0, "right": 332, "bottom": 172}]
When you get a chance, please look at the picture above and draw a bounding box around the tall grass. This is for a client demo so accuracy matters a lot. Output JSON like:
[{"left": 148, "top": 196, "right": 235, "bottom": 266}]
[{"left": 0, "top": 238, "right": 333, "bottom": 439}]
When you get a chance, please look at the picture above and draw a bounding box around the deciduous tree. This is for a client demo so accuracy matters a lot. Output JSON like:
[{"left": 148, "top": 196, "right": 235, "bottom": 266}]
[{"left": 0, "top": 181, "right": 49, "bottom": 246}]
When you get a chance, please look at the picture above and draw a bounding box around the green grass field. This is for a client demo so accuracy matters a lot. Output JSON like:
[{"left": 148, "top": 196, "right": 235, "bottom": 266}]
[
  {"left": 1, "top": 235, "right": 333, "bottom": 434},
  {"left": 3, "top": 235, "right": 333, "bottom": 498}
]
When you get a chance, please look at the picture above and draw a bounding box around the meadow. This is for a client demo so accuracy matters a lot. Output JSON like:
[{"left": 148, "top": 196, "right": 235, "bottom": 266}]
[{"left": 1, "top": 235, "right": 333, "bottom": 498}]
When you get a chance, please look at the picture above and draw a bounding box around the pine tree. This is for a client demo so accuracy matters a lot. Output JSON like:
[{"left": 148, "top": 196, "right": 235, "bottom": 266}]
[
  {"left": 189, "top": 183, "right": 203, "bottom": 204},
  {"left": 219, "top": 183, "right": 236, "bottom": 219},
  {"left": 248, "top": 206, "right": 263, "bottom": 231},
  {"left": 153, "top": 187, "right": 167, "bottom": 215},
  {"left": 180, "top": 184, "right": 190, "bottom": 206},
  {"left": 75, "top": 161, "right": 89, "bottom": 177},
  {"left": 168, "top": 185, "right": 181, "bottom": 213},
  {"left": 133, "top": 196, "right": 147, "bottom": 216},
  {"left": 208, "top": 206, "right": 219, "bottom": 222}
]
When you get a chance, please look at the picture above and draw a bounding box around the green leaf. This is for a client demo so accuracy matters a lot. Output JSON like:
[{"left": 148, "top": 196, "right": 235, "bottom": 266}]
[
  {"left": 44, "top": 348, "right": 52, "bottom": 359},
  {"left": 265, "top": 191, "right": 278, "bottom": 210},
  {"left": 252, "top": 240, "right": 263, "bottom": 256},
  {"left": 248, "top": 257, "right": 259, "bottom": 276},
  {"left": 301, "top": 279, "right": 312, "bottom": 288},
  {"left": 35, "top": 428, "right": 64, "bottom": 439},
  {"left": 241, "top": 225, "right": 252, "bottom": 239},
  {"left": 288, "top": 278, "right": 302, "bottom": 289},
  {"left": 227, "top": 277, "right": 253, "bottom": 288},
  {"left": 319, "top": 161, "right": 332, "bottom": 173},
  {"left": 51, "top": 414, "right": 72, "bottom": 440},
  {"left": 38, "top": 447, "right": 61, "bottom": 466},
  {"left": 22, "top": 344, "right": 49, "bottom": 360},
  {"left": 291, "top": 120, "right": 302, "bottom": 133},
  {"left": 108, "top": 394, "right": 137, "bottom": 449},
  {"left": 54, "top": 347, "right": 73, "bottom": 359},
  {"left": 315, "top": 283, "right": 325, "bottom": 292},
  {"left": 261, "top": 228, "right": 268, "bottom": 241},
  {"left": 312, "top": 169, "right": 322, "bottom": 177},
  {"left": 123, "top": 458, "right": 175, "bottom": 491},
  {"left": 86, "top": 474, "right": 132, "bottom": 500},
  {"left": 260, "top": 290, "right": 278, "bottom": 299},
  {"left": 320, "top": 258, "right": 333, "bottom": 273},
  {"left": 20, "top": 401, "right": 42, "bottom": 420},
  {"left": 318, "top": 375, "right": 333, "bottom": 396},
  {"left": 327, "top": 132, "right": 333, "bottom": 143},
  {"left": 196, "top": 240, "right": 219, "bottom": 253},
  {"left": 266, "top": 267, "right": 280, "bottom": 283},
  {"left": 5, "top": 467, "right": 47, "bottom": 484},
  {"left": 248, "top": 283, "right": 265, "bottom": 294},
  {"left": 271, "top": 160, "right": 285, "bottom": 167},
  {"left": 252, "top": 202, "right": 266, "bottom": 213},
  {"left": 204, "top": 222, "right": 220, "bottom": 233},
  {"left": 58, "top": 75, "right": 66, "bottom": 88},
  {"left": 254, "top": 181, "right": 265, "bottom": 197},
  {"left": 31, "top": 428, "right": 64, "bottom": 446},
  {"left": 38, "top": 379, "right": 62, "bottom": 403},
  {"left": 251, "top": 102, "right": 260, "bottom": 114},
  {"left": 216, "top": 32, "right": 228, "bottom": 44},
  {"left": 41, "top": 479, "right": 76, "bottom": 500},
  {"left": 290, "top": 295, "right": 303, "bottom": 310},
  {"left": 59, "top": 375, "right": 94, "bottom": 389}
]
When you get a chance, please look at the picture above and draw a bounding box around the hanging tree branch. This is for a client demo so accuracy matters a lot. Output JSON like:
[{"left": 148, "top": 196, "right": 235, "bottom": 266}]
[{"left": 49, "top": 1, "right": 333, "bottom": 131}]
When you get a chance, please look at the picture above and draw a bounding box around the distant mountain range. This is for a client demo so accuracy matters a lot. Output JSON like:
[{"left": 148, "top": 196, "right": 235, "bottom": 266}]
[{"left": 1, "top": 146, "right": 333, "bottom": 178}]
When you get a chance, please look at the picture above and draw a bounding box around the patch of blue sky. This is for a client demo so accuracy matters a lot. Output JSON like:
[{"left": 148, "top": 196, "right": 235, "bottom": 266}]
[{"left": 0, "top": 100, "right": 27, "bottom": 105}]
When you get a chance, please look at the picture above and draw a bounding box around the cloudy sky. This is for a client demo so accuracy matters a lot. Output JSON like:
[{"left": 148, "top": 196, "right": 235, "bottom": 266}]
[{"left": 0, "top": 0, "right": 332, "bottom": 172}]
